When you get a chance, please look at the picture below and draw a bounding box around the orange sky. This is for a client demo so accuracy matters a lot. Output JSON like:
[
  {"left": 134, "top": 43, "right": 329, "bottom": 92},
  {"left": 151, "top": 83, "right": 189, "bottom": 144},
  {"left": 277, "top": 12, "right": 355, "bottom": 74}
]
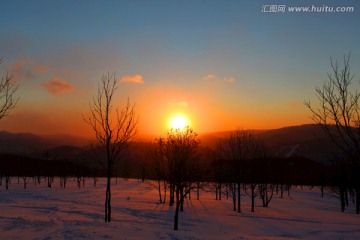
[
  {"left": 0, "top": 80, "right": 312, "bottom": 139},
  {"left": 1, "top": 1, "right": 357, "bottom": 139}
]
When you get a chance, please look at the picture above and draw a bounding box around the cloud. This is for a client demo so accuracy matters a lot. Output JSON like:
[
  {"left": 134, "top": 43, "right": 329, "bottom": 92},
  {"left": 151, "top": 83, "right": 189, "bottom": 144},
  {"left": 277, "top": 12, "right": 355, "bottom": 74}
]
[
  {"left": 42, "top": 77, "right": 75, "bottom": 96},
  {"left": 9, "top": 58, "right": 30, "bottom": 73},
  {"left": 203, "top": 74, "right": 217, "bottom": 80},
  {"left": 120, "top": 74, "right": 144, "bottom": 84},
  {"left": 9, "top": 57, "right": 47, "bottom": 80},
  {"left": 10, "top": 57, "right": 34, "bottom": 79},
  {"left": 168, "top": 101, "right": 188, "bottom": 107},
  {"left": 203, "top": 73, "right": 235, "bottom": 84}
]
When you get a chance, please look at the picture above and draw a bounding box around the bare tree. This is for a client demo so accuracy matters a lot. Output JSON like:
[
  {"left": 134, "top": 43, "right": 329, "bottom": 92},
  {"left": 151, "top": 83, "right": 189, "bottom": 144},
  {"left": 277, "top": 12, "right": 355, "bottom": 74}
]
[
  {"left": 222, "top": 130, "right": 255, "bottom": 213},
  {"left": 0, "top": 58, "right": 18, "bottom": 190},
  {"left": 0, "top": 58, "right": 19, "bottom": 120},
  {"left": 212, "top": 143, "right": 228, "bottom": 201},
  {"left": 215, "top": 138, "right": 237, "bottom": 210},
  {"left": 247, "top": 138, "right": 267, "bottom": 212},
  {"left": 304, "top": 53, "right": 360, "bottom": 214},
  {"left": 258, "top": 182, "right": 275, "bottom": 207},
  {"left": 163, "top": 127, "right": 200, "bottom": 230},
  {"left": 191, "top": 146, "right": 210, "bottom": 201},
  {"left": 218, "top": 130, "right": 266, "bottom": 213},
  {"left": 148, "top": 138, "right": 167, "bottom": 204},
  {"left": 84, "top": 73, "right": 138, "bottom": 222}
]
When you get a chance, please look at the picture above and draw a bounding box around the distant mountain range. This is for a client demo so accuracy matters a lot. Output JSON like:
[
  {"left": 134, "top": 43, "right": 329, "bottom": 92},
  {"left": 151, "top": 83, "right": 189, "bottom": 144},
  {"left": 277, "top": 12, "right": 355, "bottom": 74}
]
[
  {"left": 0, "top": 131, "right": 90, "bottom": 156},
  {"left": 200, "top": 124, "right": 340, "bottom": 162},
  {"left": 0, "top": 124, "right": 342, "bottom": 162}
]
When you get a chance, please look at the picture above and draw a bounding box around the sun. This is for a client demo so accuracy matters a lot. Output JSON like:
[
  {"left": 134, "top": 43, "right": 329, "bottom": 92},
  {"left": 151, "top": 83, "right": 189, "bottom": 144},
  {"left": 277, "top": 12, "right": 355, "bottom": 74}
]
[{"left": 170, "top": 115, "right": 188, "bottom": 130}]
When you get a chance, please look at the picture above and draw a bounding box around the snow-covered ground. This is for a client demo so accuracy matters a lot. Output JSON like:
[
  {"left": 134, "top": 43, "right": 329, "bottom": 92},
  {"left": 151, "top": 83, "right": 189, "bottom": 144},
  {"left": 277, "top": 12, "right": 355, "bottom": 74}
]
[{"left": 0, "top": 178, "right": 359, "bottom": 239}]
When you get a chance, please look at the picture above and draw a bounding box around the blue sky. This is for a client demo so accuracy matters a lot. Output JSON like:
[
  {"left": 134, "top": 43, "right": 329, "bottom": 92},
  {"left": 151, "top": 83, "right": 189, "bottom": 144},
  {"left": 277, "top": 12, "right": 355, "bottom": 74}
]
[{"left": 0, "top": 0, "right": 359, "bottom": 136}]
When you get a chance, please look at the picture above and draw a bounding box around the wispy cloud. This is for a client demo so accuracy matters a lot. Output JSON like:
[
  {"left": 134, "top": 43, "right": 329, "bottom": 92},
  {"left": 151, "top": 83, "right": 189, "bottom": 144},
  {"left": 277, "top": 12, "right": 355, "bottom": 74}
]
[
  {"left": 203, "top": 74, "right": 217, "bottom": 80},
  {"left": 120, "top": 74, "right": 144, "bottom": 84},
  {"left": 168, "top": 101, "right": 188, "bottom": 107},
  {"left": 9, "top": 57, "right": 47, "bottom": 80},
  {"left": 10, "top": 57, "right": 35, "bottom": 79},
  {"left": 203, "top": 73, "right": 235, "bottom": 84},
  {"left": 42, "top": 77, "right": 74, "bottom": 96}
]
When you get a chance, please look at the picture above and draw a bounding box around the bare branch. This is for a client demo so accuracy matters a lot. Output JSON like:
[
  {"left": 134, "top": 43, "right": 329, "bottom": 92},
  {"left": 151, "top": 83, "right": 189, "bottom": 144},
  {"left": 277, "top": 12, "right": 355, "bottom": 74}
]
[
  {"left": 83, "top": 72, "right": 138, "bottom": 222},
  {"left": 304, "top": 53, "right": 360, "bottom": 157},
  {"left": 0, "top": 58, "right": 19, "bottom": 120}
]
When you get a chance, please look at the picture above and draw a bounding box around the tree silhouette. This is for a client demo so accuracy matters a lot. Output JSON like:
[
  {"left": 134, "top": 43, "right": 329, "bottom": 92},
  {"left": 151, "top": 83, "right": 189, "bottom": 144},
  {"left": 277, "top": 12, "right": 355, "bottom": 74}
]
[
  {"left": 0, "top": 58, "right": 19, "bottom": 120},
  {"left": 148, "top": 138, "right": 167, "bottom": 204},
  {"left": 0, "top": 58, "right": 19, "bottom": 189},
  {"left": 247, "top": 139, "right": 267, "bottom": 212},
  {"left": 304, "top": 53, "right": 360, "bottom": 214},
  {"left": 84, "top": 73, "right": 138, "bottom": 222},
  {"left": 163, "top": 126, "right": 200, "bottom": 230},
  {"left": 222, "top": 130, "right": 254, "bottom": 213}
]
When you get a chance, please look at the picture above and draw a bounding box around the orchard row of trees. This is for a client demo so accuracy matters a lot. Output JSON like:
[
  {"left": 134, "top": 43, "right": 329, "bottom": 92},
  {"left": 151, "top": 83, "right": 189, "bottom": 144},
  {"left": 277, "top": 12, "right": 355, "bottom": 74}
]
[
  {"left": 147, "top": 127, "right": 348, "bottom": 229},
  {"left": 0, "top": 153, "right": 98, "bottom": 189}
]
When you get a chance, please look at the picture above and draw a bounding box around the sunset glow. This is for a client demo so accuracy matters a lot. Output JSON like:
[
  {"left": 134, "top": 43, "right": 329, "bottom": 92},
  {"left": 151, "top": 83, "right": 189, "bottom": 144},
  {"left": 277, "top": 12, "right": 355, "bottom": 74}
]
[{"left": 0, "top": 1, "right": 358, "bottom": 139}]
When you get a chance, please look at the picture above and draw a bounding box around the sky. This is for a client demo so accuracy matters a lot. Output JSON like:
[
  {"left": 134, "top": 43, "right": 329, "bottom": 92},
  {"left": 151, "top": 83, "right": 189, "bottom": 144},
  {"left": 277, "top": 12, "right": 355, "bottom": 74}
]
[{"left": 0, "top": 0, "right": 359, "bottom": 138}]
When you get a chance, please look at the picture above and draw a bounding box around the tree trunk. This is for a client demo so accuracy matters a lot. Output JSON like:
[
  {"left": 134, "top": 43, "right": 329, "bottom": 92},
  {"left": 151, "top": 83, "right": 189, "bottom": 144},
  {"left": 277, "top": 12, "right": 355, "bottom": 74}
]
[
  {"left": 225, "top": 183, "right": 228, "bottom": 199},
  {"left": 188, "top": 186, "right": 191, "bottom": 200},
  {"left": 105, "top": 175, "right": 112, "bottom": 222},
  {"left": 340, "top": 186, "right": 346, "bottom": 212},
  {"left": 174, "top": 187, "right": 180, "bottom": 230},
  {"left": 219, "top": 182, "right": 222, "bottom": 200},
  {"left": 264, "top": 185, "right": 267, "bottom": 206},
  {"left": 215, "top": 183, "right": 218, "bottom": 200},
  {"left": 47, "top": 176, "right": 52, "bottom": 188},
  {"left": 251, "top": 183, "right": 255, "bottom": 212},
  {"left": 197, "top": 182, "right": 200, "bottom": 200},
  {"left": 23, "top": 177, "right": 27, "bottom": 189},
  {"left": 237, "top": 182, "right": 241, "bottom": 213},
  {"left": 163, "top": 180, "right": 167, "bottom": 204},
  {"left": 180, "top": 186, "right": 184, "bottom": 212},
  {"left": 356, "top": 188, "right": 360, "bottom": 214},
  {"left": 6, "top": 176, "right": 10, "bottom": 190},
  {"left": 158, "top": 179, "right": 162, "bottom": 203},
  {"left": 169, "top": 184, "right": 174, "bottom": 206},
  {"left": 232, "top": 183, "right": 236, "bottom": 211},
  {"left": 345, "top": 189, "right": 349, "bottom": 207}
]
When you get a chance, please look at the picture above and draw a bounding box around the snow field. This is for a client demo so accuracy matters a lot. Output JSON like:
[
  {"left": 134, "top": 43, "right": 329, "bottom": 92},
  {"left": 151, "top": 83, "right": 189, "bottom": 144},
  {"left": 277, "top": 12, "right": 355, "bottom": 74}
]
[{"left": 0, "top": 178, "right": 359, "bottom": 239}]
